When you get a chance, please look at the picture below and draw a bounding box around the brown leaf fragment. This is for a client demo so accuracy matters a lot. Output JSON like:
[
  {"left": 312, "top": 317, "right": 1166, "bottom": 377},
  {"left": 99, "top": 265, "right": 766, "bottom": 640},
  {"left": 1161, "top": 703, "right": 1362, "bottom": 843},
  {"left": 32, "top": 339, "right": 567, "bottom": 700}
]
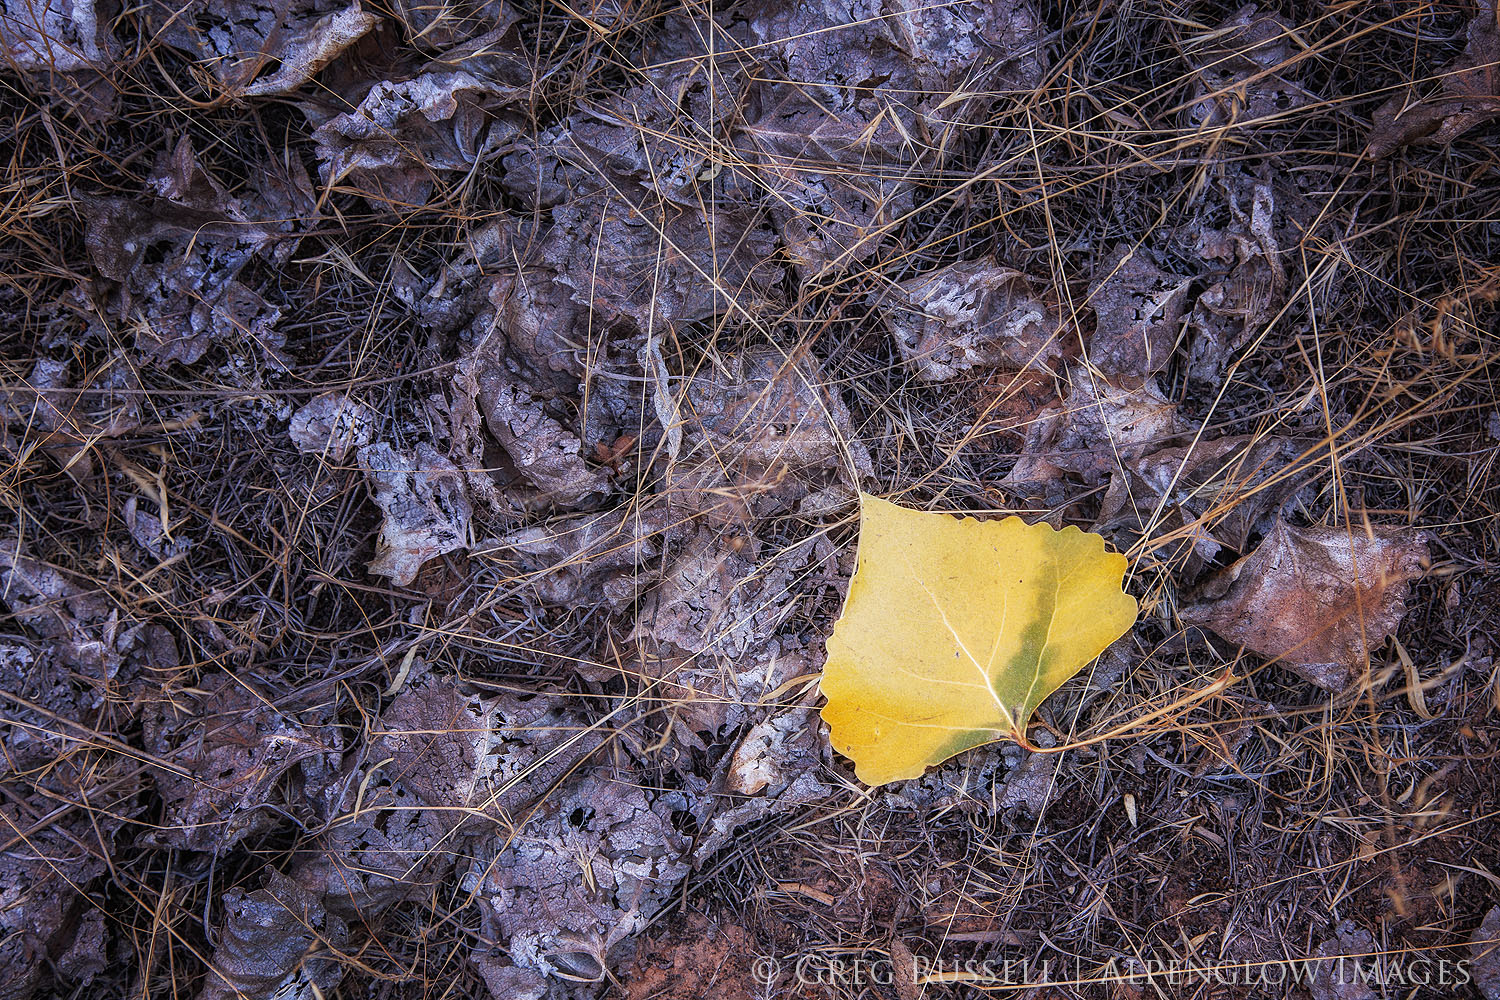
[
  {"left": 1369, "top": 1, "right": 1500, "bottom": 156},
  {"left": 1086, "top": 247, "right": 1193, "bottom": 379},
  {"left": 0, "top": 354, "right": 140, "bottom": 480},
  {"left": 680, "top": 345, "right": 873, "bottom": 488},
  {"left": 1181, "top": 519, "right": 1430, "bottom": 690},
  {"left": 467, "top": 360, "right": 609, "bottom": 506},
  {"left": 881, "top": 259, "right": 1067, "bottom": 382},
  {"left": 145, "top": 0, "right": 377, "bottom": 97},
  {"left": 1005, "top": 365, "right": 1186, "bottom": 486},
  {"left": 1185, "top": 5, "right": 1314, "bottom": 128},
  {"left": 1181, "top": 174, "right": 1284, "bottom": 382},
  {"left": 0, "top": 756, "right": 139, "bottom": 999},
  {"left": 312, "top": 72, "right": 524, "bottom": 205},
  {"left": 1307, "top": 920, "right": 1377, "bottom": 1000},
  {"left": 732, "top": 0, "right": 1045, "bottom": 275},
  {"left": 81, "top": 137, "right": 311, "bottom": 366},
  {"left": 468, "top": 768, "right": 692, "bottom": 982},
  {"left": 288, "top": 391, "right": 377, "bottom": 461},
  {"left": 145, "top": 674, "right": 341, "bottom": 852},
  {"left": 541, "top": 188, "right": 781, "bottom": 328},
  {"left": 200, "top": 870, "right": 348, "bottom": 1000},
  {"left": 1094, "top": 433, "right": 1301, "bottom": 579},
  {"left": 359, "top": 442, "right": 474, "bottom": 585}
]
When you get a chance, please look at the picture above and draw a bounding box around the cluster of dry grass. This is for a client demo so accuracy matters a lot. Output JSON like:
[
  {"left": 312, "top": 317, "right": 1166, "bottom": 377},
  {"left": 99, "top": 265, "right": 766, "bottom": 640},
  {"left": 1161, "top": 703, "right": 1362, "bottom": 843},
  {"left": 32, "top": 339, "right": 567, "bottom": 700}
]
[{"left": 1, "top": 0, "right": 1498, "bottom": 997}]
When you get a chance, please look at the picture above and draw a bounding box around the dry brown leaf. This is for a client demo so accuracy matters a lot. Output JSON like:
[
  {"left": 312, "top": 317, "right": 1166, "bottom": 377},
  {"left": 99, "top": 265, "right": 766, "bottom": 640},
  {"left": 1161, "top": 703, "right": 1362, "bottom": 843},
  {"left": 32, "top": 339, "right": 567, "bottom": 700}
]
[
  {"left": 288, "top": 391, "right": 377, "bottom": 461},
  {"left": 1470, "top": 906, "right": 1500, "bottom": 1000},
  {"left": 1185, "top": 6, "right": 1314, "bottom": 129},
  {"left": 82, "top": 137, "right": 312, "bottom": 366},
  {"left": 1181, "top": 519, "right": 1430, "bottom": 690},
  {"left": 146, "top": 0, "right": 377, "bottom": 96},
  {"left": 145, "top": 674, "right": 341, "bottom": 852},
  {"left": 200, "top": 870, "right": 348, "bottom": 1000},
  {"left": 0, "top": 0, "right": 114, "bottom": 72},
  {"left": 359, "top": 442, "right": 474, "bottom": 585},
  {"left": 1369, "top": 1, "right": 1500, "bottom": 157},
  {"left": 1006, "top": 365, "right": 1186, "bottom": 487},
  {"left": 881, "top": 259, "right": 1067, "bottom": 382},
  {"left": 312, "top": 72, "right": 524, "bottom": 205},
  {"left": 1094, "top": 433, "right": 1301, "bottom": 579},
  {"left": 1086, "top": 247, "right": 1193, "bottom": 379}
]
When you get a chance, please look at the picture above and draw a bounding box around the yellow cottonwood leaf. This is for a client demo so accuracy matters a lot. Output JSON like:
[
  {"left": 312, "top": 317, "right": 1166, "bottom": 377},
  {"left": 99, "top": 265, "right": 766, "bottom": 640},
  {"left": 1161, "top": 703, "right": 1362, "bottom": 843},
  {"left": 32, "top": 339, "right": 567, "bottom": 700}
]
[{"left": 820, "top": 493, "right": 1138, "bottom": 785}]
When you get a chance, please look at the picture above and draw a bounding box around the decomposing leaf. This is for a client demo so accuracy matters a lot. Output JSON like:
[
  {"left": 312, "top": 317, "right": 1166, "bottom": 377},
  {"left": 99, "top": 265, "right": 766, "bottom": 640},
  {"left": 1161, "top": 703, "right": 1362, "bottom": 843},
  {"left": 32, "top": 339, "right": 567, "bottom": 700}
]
[
  {"left": 1093, "top": 432, "right": 1302, "bottom": 579},
  {"left": 82, "top": 137, "right": 311, "bottom": 366},
  {"left": 311, "top": 72, "right": 524, "bottom": 205},
  {"left": 0, "top": 354, "right": 140, "bottom": 480},
  {"left": 359, "top": 442, "right": 474, "bottom": 585},
  {"left": 819, "top": 493, "right": 1138, "bottom": 785},
  {"left": 288, "top": 391, "right": 377, "bottom": 460},
  {"left": 1308, "top": 921, "right": 1378, "bottom": 1000},
  {"left": 1086, "top": 247, "right": 1193, "bottom": 379},
  {"left": 1005, "top": 365, "right": 1186, "bottom": 487},
  {"left": 1185, "top": 6, "right": 1314, "bottom": 129},
  {"left": 1180, "top": 518, "right": 1430, "bottom": 690},
  {"left": 735, "top": 0, "right": 1046, "bottom": 274},
  {"left": 1180, "top": 172, "right": 1285, "bottom": 382},
  {"left": 145, "top": 0, "right": 377, "bottom": 97},
  {"left": 1369, "top": 1, "right": 1500, "bottom": 157},
  {"left": 467, "top": 767, "right": 692, "bottom": 982},
  {"left": 467, "top": 359, "right": 610, "bottom": 506},
  {"left": 1470, "top": 906, "right": 1500, "bottom": 1000},
  {"left": 540, "top": 187, "right": 781, "bottom": 329},
  {"left": 880, "top": 258, "right": 1067, "bottom": 382},
  {"left": 145, "top": 674, "right": 341, "bottom": 852},
  {"left": 200, "top": 870, "right": 348, "bottom": 1000}
]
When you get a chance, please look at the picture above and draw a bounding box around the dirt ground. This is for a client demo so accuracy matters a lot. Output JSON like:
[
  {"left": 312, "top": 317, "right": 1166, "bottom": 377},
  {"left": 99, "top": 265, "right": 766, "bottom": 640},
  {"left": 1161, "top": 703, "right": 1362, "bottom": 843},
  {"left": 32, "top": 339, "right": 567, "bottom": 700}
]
[{"left": 2, "top": 0, "right": 1498, "bottom": 997}]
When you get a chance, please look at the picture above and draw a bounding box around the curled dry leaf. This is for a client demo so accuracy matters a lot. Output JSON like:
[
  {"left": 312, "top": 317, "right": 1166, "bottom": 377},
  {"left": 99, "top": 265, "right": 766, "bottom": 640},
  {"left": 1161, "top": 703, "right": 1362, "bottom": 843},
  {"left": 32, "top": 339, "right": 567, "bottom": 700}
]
[
  {"left": 0, "top": 355, "right": 140, "bottom": 480},
  {"left": 1006, "top": 366, "right": 1185, "bottom": 487},
  {"left": 1369, "top": 1, "right": 1500, "bottom": 157},
  {"left": 820, "top": 494, "right": 1137, "bottom": 785},
  {"left": 1185, "top": 5, "right": 1314, "bottom": 128},
  {"left": 467, "top": 360, "right": 609, "bottom": 506},
  {"left": 288, "top": 391, "right": 377, "bottom": 461},
  {"left": 200, "top": 870, "right": 348, "bottom": 1000},
  {"left": 359, "top": 442, "right": 473, "bottom": 585},
  {"left": 1093, "top": 433, "right": 1301, "bottom": 579},
  {"left": 312, "top": 72, "right": 524, "bottom": 205},
  {"left": 145, "top": 0, "right": 377, "bottom": 96},
  {"left": 145, "top": 675, "right": 340, "bottom": 853},
  {"left": 1086, "top": 247, "right": 1193, "bottom": 379},
  {"left": 1180, "top": 518, "right": 1430, "bottom": 690},
  {"left": 880, "top": 259, "right": 1067, "bottom": 382}
]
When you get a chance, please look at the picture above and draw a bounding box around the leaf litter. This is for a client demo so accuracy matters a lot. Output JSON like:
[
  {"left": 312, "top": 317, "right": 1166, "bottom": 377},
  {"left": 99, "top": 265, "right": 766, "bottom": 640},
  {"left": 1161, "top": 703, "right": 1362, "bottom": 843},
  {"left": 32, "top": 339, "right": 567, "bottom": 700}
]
[{"left": 0, "top": 0, "right": 1489, "bottom": 996}]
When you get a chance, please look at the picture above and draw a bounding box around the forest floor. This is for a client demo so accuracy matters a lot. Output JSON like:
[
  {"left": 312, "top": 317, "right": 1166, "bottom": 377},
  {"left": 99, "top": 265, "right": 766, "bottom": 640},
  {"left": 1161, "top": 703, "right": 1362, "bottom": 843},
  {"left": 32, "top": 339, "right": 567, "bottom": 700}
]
[{"left": 2, "top": 0, "right": 1499, "bottom": 997}]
